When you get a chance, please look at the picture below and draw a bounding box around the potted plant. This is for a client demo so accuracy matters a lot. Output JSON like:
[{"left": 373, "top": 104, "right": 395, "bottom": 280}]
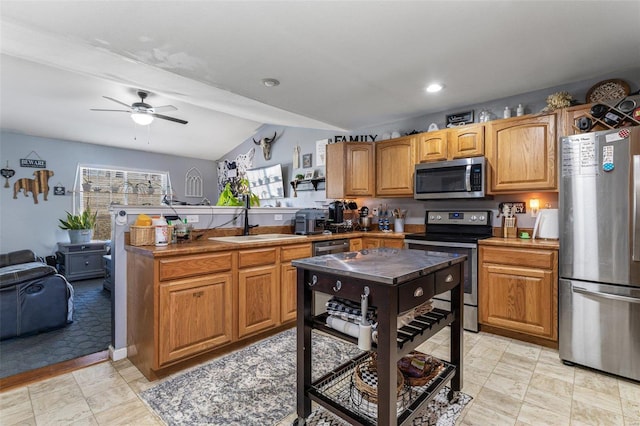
[{"left": 58, "top": 207, "right": 98, "bottom": 243}]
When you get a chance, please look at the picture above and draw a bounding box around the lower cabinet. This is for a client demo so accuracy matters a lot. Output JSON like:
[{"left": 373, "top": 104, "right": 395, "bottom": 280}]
[
  {"left": 159, "top": 273, "right": 233, "bottom": 365},
  {"left": 349, "top": 238, "right": 363, "bottom": 251},
  {"left": 362, "top": 237, "right": 405, "bottom": 249},
  {"left": 479, "top": 245, "right": 558, "bottom": 342},
  {"left": 280, "top": 243, "right": 312, "bottom": 323},
  {"left": 238, "top": 248, "right": 280, "bottom": 338}
]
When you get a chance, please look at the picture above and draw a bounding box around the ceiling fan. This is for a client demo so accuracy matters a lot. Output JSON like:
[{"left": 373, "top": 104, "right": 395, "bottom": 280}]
[{"left": 91, "top": 90, "right": 188, "bottom": 125}]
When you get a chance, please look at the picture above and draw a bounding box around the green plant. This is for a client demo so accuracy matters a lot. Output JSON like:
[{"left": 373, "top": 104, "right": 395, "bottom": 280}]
[{"left": 58, "top": 207, "right": 97, "bottom": 230}]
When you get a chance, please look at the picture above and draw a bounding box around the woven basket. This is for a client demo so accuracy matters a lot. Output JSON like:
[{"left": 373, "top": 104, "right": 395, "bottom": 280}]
[
  {"left": 353, "top": 357, "right": 404, "bottom": 404},
  {"left": 130, "top": 226, "right": 155, "bottom": 246},
  {"left": 398, "top": 351, "right": 444, "bottom": 386}
]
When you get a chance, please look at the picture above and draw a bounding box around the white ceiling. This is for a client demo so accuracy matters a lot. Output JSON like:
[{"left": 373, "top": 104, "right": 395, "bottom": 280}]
[{"left": 1, "top": 1, "right": 639, "bottom": 161}]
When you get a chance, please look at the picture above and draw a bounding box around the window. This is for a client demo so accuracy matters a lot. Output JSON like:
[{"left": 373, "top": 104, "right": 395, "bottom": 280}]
[{"left": 75, "top": 165, "right": 171, "bottom": 240}]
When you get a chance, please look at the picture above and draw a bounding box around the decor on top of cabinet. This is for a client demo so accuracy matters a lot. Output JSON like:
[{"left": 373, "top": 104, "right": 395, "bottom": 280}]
[
  {"left": 1, "top": 161, "right": 15, "bottom": 188},
  {"left": 252, "top": 131, "right": 279, "bottom": 160},
  {"left": 13, "top": 169, "right": 54, "bottom": 204},
  {"left": 446, "top": 110, "right": 474, "bottom": 127},
  {"left": 184, "top": 167, "right": 203, "bottom": 197},
  {"left": 541, "top": 91, "right": 575, "bottom": 112},
  {"left": 586, "top": 79, "right": 630, "bottom": 103}
]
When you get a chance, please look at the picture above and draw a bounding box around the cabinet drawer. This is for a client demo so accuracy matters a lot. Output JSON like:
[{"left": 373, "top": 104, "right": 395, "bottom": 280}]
[
  {"left": 434, "top": 265, "right": 461, "bottom": 294},
  {"left": 281, "top": 243, "right": 312, "bottom": 262},
  {"left": 398, "top": 274, "right": 435, "bottom": 313},
  {"left": 239, "top": 248, "right": 277, "bottom": 268},
  {"left": 159, "top": 252, "right": 232, "bottom": 281},
  {"left": 481, "top": 246, "right": 556, "bottom": 270},
  {"left": 69, "top": 254, "right": 103, "bottom": 272}
]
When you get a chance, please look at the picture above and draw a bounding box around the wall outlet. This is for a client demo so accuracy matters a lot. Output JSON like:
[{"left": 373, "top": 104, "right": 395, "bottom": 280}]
[
  {"left": 186, "top": 215, "right": 199, "bottom": 223},
  {"left": 274, "top": 214, "right": 283, "bottom": 221}
]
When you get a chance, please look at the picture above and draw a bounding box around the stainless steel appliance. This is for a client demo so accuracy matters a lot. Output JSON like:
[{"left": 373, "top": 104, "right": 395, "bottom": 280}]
[
  {"left": 414, "top": 157, "right": 486, "bottom": 200},
  {"left": 559, "top": 127, "right": 640, "bottom": 381},
  {"left": 328, "top": 201, "right": 344, "bottom": 224},
  {"left": 294, "top": 209, "right": 326, "bottom": 235},
  {"left": 405, "top": 210, "right": 493, "bottom": 331}
]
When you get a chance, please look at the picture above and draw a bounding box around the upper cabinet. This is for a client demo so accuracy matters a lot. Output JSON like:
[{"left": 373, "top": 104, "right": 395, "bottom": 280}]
[
  {"left": 485, "top": 112, "right": 558, "bottom": 193},
  {"left": 326, "top": 142, "right": 374, "bottom": 198},
  {"left": 416, "top": 123, "right": 484, "bottom": 162},
  {"left": 561, "top": 101, "right": 640, "bottom": 136},
  {"left": 375, "top": 136, "right": 416, "bottom": 197}
]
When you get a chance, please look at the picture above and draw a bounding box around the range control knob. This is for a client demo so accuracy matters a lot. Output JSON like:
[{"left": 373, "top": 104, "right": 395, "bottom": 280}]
[
  {"left": 429, "top": 215, "right": 436, "bottom": 221},
  {"left": 470, "top": 215, "right": 477, "bottom": 221},
  {"left": 479, "top": 215, "right": 486, "bottom": 221},
  {"left": 435, "top": 215, "right": 442, "bottom": 220}
]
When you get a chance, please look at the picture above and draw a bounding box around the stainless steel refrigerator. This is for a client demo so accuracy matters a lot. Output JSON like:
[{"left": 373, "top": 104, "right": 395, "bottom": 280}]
[{"left": 559, "top": 126, "right": 640, "bottom": 382}]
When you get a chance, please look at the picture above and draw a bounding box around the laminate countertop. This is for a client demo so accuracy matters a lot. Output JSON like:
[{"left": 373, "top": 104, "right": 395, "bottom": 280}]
[{"left": 479, "top": 237, "right": 559, "bottom": 249}]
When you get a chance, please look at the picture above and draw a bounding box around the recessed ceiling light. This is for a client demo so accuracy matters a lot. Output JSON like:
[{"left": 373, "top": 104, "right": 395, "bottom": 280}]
[
  {"left": 426, "top": 83, "right": 444, "bottom": 93},
  {"left": 262, "top": 78, "right": 280, "bottom": 87}
]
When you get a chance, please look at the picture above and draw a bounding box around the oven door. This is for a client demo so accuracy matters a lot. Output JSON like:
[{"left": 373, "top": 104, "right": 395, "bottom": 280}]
[{"left": 405, "top": 240, "right": 477, "bottom": 306}]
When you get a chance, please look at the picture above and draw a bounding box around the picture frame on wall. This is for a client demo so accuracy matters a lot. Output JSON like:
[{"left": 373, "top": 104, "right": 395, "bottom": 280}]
[{"left": 303, "top": 153, "right": 312, "bottom": 168}]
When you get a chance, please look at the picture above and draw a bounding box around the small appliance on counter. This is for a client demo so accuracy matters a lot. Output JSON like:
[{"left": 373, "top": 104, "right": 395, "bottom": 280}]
[
  {"left": 328, "top": 201, "right": 344, "bottom": 224},
  {"left": 359, "top": 206, "right": 371, "bottom": 231},
  {"left": 294, "top": 209, "right": 326, "bottom": 235}
]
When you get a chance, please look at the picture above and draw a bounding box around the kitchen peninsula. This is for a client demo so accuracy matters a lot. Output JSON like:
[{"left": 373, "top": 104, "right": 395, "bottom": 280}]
[{"left": 293, "top": 248, "right": 465, "bottom": 425}]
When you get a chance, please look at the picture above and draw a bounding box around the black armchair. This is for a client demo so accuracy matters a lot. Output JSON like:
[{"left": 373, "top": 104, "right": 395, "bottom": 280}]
[{"left": 0, "top": 249, "right": 73, "bottom": 340}]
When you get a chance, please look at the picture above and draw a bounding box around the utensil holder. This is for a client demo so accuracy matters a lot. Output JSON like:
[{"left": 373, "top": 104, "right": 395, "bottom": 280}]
[{"left": 394, "top": 218, "right": 404, "bottom": 233}]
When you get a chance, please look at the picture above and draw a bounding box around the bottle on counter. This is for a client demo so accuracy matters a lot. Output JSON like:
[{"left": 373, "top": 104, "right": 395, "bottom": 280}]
[
  {"left": 516, "top": 104, "right": 524, "bottom": 116},
  {"left": 503, "top": 106, "right": 512, "bottom": 119},
  {"left": 153, "top": 215, "right": 169, "bottom": 246}
]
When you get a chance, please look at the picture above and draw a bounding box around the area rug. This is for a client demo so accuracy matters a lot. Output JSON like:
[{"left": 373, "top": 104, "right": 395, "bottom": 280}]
[{"left": 140, "top": 328, "right": 471, "bottom": 426}]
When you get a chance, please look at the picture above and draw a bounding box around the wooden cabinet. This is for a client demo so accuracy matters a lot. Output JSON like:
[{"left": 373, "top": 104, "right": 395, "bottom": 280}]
[
  {"left": 375, "top": 136, "right": 415, "bottom": 197},
  {"left": 479, "top": 245, "right": 558, "bottom": 343},
  {"left": 485, "top": 113, "right": 558, "bottom": 193},
  {"left": 561, "top": 102, "right": 640, "bottom": 137},
  {"left": 349, "top": 238, "right": 362, "bottom": 251},
  {"left": 280, "top": 243, "right": 312, "bottom": 323},
  {"left": 362, "top": 236, "right": 405, "bottom": 249},
  {"left": 415, "top": 124, "right": 484, "bottom": 162},
  {"left": 159, "top": 273, "right": 233, "bottom": 365},
  {"left": 326, "top": 142, "right": 374, "bottom": 198},
  {"left": 237, "top": 248, "right": 280, "bottom": 338}
]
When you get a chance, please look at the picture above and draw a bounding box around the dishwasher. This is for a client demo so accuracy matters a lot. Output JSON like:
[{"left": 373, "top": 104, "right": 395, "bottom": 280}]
[{"left": 312, "top": 239, "right": 350, "bottom": 314}]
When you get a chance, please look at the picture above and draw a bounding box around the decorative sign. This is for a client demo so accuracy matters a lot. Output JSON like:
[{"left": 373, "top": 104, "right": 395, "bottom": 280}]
[
  {"left": 446, "top": 110, "right": 474, "bottom": 127},
  {"left": 53, "top": 185, "right": 66, "bottom": 195},
  {"left": 20, "top": 151, "right": 46, "bottom": 168},
  {"left": 303, "top": 153, "right": 312, "bottom": 168},
  {"left": 315, "top": 139, "right": 329, "bottom": 166},
  {"left": 333, "top": 134, "right": 378, "bottom": 142}
]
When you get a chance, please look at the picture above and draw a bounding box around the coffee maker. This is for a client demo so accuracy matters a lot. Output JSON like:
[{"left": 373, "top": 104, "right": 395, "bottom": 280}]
[
  {"left": 359, "top": 206, "right": 371, "bottom": 231},
  {"left": 328, "top": 201, "right": 344, "bottom": 224}
]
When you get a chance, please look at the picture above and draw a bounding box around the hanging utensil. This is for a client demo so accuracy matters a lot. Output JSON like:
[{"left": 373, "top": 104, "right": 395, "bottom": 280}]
[{"left": 1, "top": 161, "right": 15, "bottom": 188}]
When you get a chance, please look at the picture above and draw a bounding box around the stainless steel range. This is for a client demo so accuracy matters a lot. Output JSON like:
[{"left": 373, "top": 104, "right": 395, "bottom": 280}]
[{"left": 404, "top": 210, "right": 493, "bottom": 332}]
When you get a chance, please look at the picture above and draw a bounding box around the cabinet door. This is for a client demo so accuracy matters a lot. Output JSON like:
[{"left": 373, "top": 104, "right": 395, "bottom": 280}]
[
  {"left": 326, "top": 143, "right": 374, "bottom": 198},
  {"left": 480, "top": 264, "right": 556, "bottom": 339},
  {"left": 280, "top": 262, "right": 297, "bottom": 323},
  {"left": 362, "top": 238, "right": 381, "bottom": 249},
  {"left": 449, "top": 124, "right": 484, "bottom": 159},
  {"left": 238, "top": 264, "right": 279, "bottom": 338},
  {"left": 350, "top": 238, "right": 363, "bottom": 251},
  {"left": 486, "top": 113, "right": 557, "bottom": 193},
  {"left": 383, "top": 238, "right": 405, "bottom": 249},
  {"left": 375, "top": 137, "right": 415, "bottom": 197},
  {"left": 345, "top": 143, "right": 375, "bottom": 196},
  {"left": 159, "top": 273, "right": 233, "bottom": 365},
  {"left": 416, "top": 130, "right": 448, "bottom": 162}
]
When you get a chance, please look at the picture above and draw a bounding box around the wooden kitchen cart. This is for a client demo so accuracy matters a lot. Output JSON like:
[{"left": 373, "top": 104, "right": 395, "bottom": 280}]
[{"left": 293, "top": 248, "right": 465, "bottom": 425}]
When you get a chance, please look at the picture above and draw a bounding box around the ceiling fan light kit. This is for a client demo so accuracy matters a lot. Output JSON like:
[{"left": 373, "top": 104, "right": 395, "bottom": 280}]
[{"left": 91, "top": 90, "right": 188, "bottom": 125}]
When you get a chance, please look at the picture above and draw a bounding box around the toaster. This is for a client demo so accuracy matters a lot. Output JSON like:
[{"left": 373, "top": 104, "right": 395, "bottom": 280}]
[{"left": 294, "top": 209, "right": 326, "bottom": 235}]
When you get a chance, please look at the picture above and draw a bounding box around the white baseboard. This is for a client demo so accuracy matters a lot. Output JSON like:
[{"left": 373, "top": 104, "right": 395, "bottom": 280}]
[{"left": 109, "top": 345, "right": 127, "bottom": 361}]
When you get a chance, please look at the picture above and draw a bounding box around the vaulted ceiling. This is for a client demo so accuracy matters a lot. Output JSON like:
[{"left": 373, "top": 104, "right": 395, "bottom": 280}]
[{"left": 2, "top": 1, "right": 639, "bottom": 160}]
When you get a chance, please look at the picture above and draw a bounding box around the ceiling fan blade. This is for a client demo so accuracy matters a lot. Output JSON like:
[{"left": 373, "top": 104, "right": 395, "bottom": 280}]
[
  {"left": 103, "top": 96, "right": 132, "bottom": 108},
  {"left": 153, "top": 105, "right": 178, "bottom": 113},
  {"left": 90, "top": 108, "right": 130, "bottom": 113},
  {"left": 152, "top": 113, "right": 188, "bottom": 125}
]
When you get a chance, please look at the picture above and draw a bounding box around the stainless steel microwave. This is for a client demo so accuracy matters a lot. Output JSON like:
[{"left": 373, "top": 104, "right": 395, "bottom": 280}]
[{"left": 414, "top": 157, "right": 486, "bottom": 200}]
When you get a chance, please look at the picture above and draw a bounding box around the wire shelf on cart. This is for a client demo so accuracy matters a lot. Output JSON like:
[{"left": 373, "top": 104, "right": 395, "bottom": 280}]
[
  {"left": 314, "top": 308, "right": 453, "bottom": 353},
  {"left": 307, "top": 352, "right": 457, "bottom": 425}
]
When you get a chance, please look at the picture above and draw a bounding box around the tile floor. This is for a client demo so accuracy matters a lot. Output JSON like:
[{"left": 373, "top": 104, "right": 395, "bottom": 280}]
[{"left": 1, "top": 328, "right": 639, "bottom": 425}]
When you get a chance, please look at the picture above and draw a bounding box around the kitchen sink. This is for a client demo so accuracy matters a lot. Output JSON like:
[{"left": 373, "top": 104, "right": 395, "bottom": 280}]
[{"left": 208, "top": 234, "right": 306, "bottom": 244}]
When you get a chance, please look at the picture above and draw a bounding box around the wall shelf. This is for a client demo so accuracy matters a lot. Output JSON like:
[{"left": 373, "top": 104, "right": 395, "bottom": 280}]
[{"left": 290, "top": 177, "right": 325, "bottom": 192}]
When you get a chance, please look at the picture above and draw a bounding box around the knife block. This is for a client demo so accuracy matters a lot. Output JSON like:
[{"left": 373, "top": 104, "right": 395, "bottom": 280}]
[{"left": 502, "top": 217, "right": 518, "bottom": 239}]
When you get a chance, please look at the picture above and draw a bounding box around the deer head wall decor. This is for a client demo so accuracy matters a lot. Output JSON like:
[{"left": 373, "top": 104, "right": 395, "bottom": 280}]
[{"left": 253, "top": 132, "right": 278, "bottom": 160}]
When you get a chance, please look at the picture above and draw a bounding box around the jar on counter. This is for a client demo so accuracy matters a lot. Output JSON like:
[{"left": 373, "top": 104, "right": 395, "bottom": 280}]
[{"left": 153, "top": 216, "right": 169, "bottom": 246}]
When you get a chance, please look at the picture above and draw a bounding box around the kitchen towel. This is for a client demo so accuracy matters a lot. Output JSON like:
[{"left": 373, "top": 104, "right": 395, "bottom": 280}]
[{"left": 326, "top": 297, "right": 377, "bottom": 323}]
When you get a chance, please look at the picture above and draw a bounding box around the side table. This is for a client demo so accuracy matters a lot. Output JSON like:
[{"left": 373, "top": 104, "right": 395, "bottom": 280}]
[{"left": 56, "top": 241, "right": 108, "bottom": 281}]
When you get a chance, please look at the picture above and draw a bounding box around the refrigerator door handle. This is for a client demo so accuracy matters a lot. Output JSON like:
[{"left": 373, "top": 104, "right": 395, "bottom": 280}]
[
  {"left": 633, "top": 155, "right": 640, "bottom": 261},
  {"left": 573, "top": 286, "right": 640, "bottom": 304}
]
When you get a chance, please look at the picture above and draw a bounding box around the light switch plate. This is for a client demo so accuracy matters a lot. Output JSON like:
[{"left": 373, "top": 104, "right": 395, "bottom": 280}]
[
  {"left": 186, "top": 215, "right": 199, "bottom": 223},
  {"left": 274, "top": 214, "right": 283, "bottom": 221}
]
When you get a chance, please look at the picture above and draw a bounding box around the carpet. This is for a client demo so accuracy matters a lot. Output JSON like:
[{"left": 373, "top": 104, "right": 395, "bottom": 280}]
[
  {"left": 0, "top": 278, "right": 111, "bottom": 378},
  {"left": 140, "top": 328, "right": 471, "bottom": 426}
]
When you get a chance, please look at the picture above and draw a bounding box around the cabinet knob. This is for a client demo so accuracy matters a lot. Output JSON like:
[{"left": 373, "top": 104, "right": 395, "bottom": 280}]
[
  {"left": 414, "top": 287, "right": 424, "bottom": 297},
  {"left": 84, "top": 261, "right": 89, "bottom": 266},
  {"left": 333, "top": 280, "right": 342, "bottom": 292},
  {"left": 445, "top": 274, "right": 454, "bottom": 282},
  {"left": 193, "top": 291, "right": 204, "bottom": 298}
]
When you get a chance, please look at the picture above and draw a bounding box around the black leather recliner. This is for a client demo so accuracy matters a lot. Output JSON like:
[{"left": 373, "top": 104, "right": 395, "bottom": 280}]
[{"left": 0, "top": 249, "right": 73, "bottom": 340}]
